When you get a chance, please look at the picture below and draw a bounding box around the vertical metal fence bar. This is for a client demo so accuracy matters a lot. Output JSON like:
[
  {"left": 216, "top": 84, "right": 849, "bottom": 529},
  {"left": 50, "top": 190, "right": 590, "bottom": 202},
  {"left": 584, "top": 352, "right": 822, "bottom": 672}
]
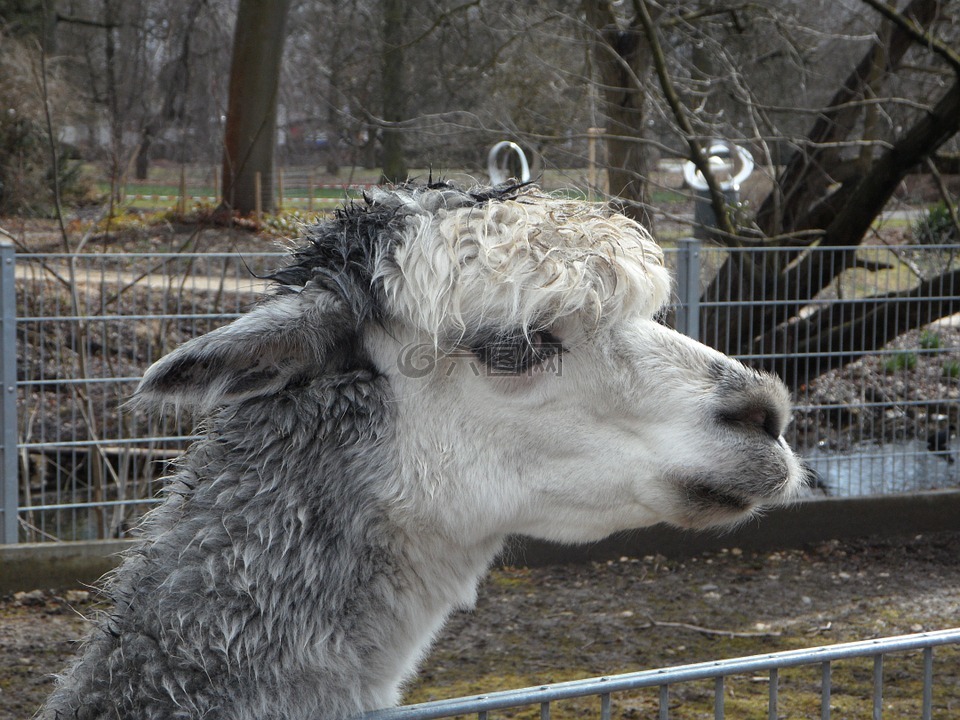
[
  {"left": 659, "top": 684, "right": 670, "bottom": 720},
  {"left": 873, "top": 653, "right": 883, "bottom": 720},
  {"left": 821, "top": 661, "right": 832, "bottom": 720},
  {"left": 675, "top": 238, "right": 701, "bottom": 340},
  {"left": 539, "top": 700, "right": 549, "bottom": 720},
  {"left": 768, "top": 668, "right": 779, "bottom": 720},
  {"left": 922, "top": 647, "right": 933, "bottom": 720},
  {"left": 599, "top": 692, "right": 611, "bottom": 720},
  {"left": 0, "top": 241, "right": 17, "bottom": 544},
  {"left": 714, "top": 675, "right": 725, "bottom": 720}
]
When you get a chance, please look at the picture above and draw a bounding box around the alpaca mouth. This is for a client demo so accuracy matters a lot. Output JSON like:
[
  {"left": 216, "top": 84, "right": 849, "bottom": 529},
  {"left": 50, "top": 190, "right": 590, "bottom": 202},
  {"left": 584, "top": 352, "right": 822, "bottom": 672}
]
[
  {"left": 673, "top": 482, "right": 758, "bottom": 530},
  {"left": 684, "top": 483, "right": 753, "bottom": 514},
  {"left": 675, "top": 465, "right": 799, "bottom": 528}
]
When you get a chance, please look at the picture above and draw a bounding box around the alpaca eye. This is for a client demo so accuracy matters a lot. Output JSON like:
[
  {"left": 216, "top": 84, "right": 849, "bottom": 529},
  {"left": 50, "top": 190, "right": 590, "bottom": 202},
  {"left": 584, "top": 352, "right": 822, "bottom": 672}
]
[
  {"left": 473, "top": 331, "right": 563, "bottom": 375},
  {"left": 526, "top": 331, "right": 563, "bottom": 365}
]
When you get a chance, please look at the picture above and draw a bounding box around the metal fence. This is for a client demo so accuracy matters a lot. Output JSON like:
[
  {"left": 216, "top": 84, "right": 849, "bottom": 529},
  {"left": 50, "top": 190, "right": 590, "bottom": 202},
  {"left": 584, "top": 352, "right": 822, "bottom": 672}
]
[
  {"left": 363, "top": 629, "right": 960, "bottom": 720},
  {"left": 7, "top": 248, "right": 284, "bottom": 543},
  {"left": 3, "top": 239, "right": 960, "bottom": 543}
]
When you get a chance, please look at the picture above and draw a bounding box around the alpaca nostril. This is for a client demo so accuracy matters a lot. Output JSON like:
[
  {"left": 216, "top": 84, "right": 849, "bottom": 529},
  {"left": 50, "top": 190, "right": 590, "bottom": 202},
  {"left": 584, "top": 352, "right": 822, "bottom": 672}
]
[
  {"left": 708, "top": 361, "right": 791, "bottom": 443},
  {"left": 720, "top": 403, "right": 782, "bottom": 441}
]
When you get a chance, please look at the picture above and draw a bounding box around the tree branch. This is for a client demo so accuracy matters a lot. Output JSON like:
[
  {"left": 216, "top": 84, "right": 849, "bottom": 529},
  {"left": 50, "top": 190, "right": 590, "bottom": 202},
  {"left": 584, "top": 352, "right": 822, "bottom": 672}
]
[
  {"left": 754, "top": 0, "right": 940, "bottom": 237},
  {"left": 396, "top": 0, "right": 482, "bottom": 52},
  {"left": 859, "top": 0, "right": 960, "bottom": 74},
  {"left": 55, "top": 13, "right": 120, "bottom": 30}
]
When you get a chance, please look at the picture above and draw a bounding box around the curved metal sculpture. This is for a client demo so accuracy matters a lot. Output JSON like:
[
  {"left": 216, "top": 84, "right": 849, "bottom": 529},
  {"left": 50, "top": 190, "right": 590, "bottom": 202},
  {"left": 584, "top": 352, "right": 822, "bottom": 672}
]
[
  {"left": 487, "top": 141, "right": 531, "bottom": 185},
  {"left": 682, "top": 140, "right": 754, "bottom": 193},
  {"left": 683, "top": 141, "right": 754, "bottom": 237}
]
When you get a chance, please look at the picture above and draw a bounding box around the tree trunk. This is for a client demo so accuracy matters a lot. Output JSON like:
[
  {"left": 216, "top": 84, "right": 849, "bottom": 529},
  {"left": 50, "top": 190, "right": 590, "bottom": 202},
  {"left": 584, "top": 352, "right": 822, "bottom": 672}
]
[
  {"left": 135, "top": 131, "right": 150, "bottom": 180},
  {"left": 380, "top": 0, "right": 408, "bottom": 184},
  {"left": 759, "top": 267, "right": 960, "bottom": 388},
  {"left": 582, "top": 1, "right": 656, "bottom": 226},
  {"left": 221, "top": 0, "right": 291, "bottom": 215}
]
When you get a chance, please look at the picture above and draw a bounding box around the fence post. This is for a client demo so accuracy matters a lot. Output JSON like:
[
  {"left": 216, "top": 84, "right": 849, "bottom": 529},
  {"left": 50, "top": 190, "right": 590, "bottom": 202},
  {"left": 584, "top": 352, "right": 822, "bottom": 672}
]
[
  {"left": 675, "top": 237, "right": 701, "bottom": 341},
  {"left": 0, "top": 240, "right": 17, "bottom": 544},
  {"left": 255, "top": 172, "right": 263, "bottom": 223},
  {"left": 177, "top": 165, "right": 187, "bottom": 216}
]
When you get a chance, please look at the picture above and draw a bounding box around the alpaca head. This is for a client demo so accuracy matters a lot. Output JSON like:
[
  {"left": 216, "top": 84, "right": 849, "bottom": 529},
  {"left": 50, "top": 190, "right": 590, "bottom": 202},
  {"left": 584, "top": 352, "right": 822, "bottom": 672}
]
[{"left": 137, "top": 183, "right": 804, "bottom": 546}]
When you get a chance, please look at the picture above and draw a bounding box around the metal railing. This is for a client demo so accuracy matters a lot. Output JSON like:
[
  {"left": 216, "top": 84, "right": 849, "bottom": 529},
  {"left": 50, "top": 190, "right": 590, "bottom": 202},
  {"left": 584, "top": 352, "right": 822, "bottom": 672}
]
[
  {"left": 4, "top": 240, "right": 960, "bottom": 542},
  {"left": 365, "top": 629, "right": 960, "bottom": 720}
]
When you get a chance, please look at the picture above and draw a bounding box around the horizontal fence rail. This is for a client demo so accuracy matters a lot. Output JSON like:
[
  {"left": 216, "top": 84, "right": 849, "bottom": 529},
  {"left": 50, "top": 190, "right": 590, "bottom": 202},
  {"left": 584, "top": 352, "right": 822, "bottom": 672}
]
[
  {"left": 364, "top": 629, "right": 960, "bottom": 720},
  {"left": 5, "top": 241, "right": 960, "bottom": 542}
]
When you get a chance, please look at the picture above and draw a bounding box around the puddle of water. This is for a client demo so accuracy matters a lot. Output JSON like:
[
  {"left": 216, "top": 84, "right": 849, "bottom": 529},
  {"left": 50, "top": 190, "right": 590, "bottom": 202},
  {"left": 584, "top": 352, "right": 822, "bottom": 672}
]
[{"left": 803, "top": 441, "right": 959, "bottom": 496}]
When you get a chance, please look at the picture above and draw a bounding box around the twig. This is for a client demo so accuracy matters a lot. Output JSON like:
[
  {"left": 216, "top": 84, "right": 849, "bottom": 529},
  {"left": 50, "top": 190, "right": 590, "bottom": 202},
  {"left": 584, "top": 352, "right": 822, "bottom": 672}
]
[
  {"left": 644, "top": 616, "right": 782, "bottom": 638},
  {"left": 17, "top": 516, "right": 64, "bottom": 543}
]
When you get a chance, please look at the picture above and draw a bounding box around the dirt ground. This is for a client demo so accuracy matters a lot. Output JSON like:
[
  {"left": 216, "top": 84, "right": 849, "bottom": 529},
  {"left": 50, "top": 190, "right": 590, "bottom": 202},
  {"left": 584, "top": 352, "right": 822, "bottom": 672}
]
[{"left": 3, "top": 530, "right": 959, "bottom": 720}]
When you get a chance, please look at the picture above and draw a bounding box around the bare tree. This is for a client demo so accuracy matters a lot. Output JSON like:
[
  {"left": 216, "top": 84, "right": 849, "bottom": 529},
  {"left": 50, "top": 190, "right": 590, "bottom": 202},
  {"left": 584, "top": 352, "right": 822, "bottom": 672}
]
[
  {"left": 51, "top": 0, "right": 233, "bottom": 193},
  {"left": 380, "top": 0, "right": 409, "bottom": 183},
  {"left": 697, "top": 0, "right": 960, "bottom": 388},
  {"left": 133, "top": 0, "right": 210, "bottom": 179},
  {"left": 581, "top": 0, "right": 959, "bottom": 389}
]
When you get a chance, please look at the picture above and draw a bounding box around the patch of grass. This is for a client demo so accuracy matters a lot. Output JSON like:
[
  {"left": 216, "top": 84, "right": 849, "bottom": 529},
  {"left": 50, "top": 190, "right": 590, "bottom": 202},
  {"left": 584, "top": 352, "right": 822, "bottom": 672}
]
[
  {"left": 920, "top": 330, "right": 943, "bottom": 350},
  {"left": 943, "top": 361, "right": 960, "bottom": 379},
  {"left": 488, "top": 567, "right": 536, "bottom": 590},
  {"left": 883, "top": 351, "right": 918, "bottom": 374},
  {"left": 915, "top": 201, "right": 959, "bottom": 245},
  {"left": 650, "top": 187, "right": 687, "bottom": 205}
]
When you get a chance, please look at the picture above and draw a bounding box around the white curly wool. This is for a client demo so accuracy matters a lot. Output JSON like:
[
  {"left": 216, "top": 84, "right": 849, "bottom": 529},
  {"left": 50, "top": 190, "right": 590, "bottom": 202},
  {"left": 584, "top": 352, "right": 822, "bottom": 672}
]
[
  {"left": 40, "top": 183, "right": 805, "bottom": 720},
  {"left": 384, "top": 193, "right": 670, "bottom": 341}
]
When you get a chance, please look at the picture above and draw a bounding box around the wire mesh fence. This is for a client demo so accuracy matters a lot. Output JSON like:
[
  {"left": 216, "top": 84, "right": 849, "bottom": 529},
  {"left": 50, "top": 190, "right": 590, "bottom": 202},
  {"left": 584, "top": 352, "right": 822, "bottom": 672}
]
[
  {"left": 4, "top": 240, "right": 960, "bottom": 542},
  {"left": 665, "top": 242, "right": 960, "bottom": 498},
  {"left": 11, "top": 250, "right": 283, "bottom": 542}
]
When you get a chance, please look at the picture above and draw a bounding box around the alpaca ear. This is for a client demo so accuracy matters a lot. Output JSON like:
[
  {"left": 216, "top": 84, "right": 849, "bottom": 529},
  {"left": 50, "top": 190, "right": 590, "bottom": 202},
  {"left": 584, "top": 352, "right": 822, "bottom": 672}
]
[{"left": 134, "top": 290, "right": 356, "bottom": 414}]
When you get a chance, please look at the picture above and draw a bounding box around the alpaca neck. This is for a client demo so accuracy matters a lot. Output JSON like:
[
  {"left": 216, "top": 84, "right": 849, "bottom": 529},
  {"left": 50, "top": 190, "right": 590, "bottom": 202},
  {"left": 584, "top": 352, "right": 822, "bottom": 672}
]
[{"left": 360, "top": 532, "right": 505, "bottom": 711}]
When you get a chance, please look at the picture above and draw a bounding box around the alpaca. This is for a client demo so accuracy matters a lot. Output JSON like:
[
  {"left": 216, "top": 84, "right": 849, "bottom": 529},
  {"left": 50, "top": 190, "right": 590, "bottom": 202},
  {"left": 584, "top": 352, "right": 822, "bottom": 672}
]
[{"left": 40, "top": 182, "right": 806, "bottom": 720}]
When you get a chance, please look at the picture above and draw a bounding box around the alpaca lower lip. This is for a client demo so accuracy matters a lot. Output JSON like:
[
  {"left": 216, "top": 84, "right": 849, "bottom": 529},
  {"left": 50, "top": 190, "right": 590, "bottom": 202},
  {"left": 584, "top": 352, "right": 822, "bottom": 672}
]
[{"left": 685, "top": 483, "right": 753, "bottom": 513}]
